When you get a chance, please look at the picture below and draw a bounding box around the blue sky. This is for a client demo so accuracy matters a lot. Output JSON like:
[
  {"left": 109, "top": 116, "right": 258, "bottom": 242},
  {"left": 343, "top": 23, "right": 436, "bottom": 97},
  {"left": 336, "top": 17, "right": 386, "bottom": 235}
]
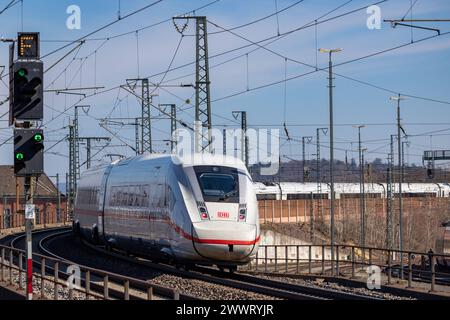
[{"left": 0, "top": 0, "right": 450, "bottom": 181}]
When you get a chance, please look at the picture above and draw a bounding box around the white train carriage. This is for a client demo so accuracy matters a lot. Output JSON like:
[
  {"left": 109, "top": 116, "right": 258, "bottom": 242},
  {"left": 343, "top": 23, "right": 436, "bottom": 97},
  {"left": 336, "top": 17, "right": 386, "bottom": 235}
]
[
  {"left": 254, "top": 182, "right": 450, "bottom": 199},
  {"left": 73, "top": 154, "right": 260, "bottom": 268},
  {"left": 441, "top": 183, "right": 450, "bottom": 197}
]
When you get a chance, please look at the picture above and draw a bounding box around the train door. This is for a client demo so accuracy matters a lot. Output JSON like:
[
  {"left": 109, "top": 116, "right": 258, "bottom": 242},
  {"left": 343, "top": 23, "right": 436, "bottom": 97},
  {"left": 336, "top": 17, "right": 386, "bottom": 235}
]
[{"left": 99, "top": 165, "right": 113, "bottom": 240}]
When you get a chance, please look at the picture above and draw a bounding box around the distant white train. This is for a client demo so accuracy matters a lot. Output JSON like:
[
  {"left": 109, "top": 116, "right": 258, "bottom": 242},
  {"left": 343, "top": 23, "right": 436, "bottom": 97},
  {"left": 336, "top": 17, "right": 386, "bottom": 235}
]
[
  {"left": 254, "top": 182, "right": 450, "bottom": 200},
  {"left": 73, "top": 154, "right": 260, "bottom": 271}
]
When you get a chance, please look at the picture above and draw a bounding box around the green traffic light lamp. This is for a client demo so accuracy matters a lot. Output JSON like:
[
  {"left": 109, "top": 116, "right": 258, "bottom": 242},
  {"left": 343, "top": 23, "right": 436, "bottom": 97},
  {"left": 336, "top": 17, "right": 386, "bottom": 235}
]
[
  {"left": 15, "top": 152, "right": 24, "bottom": 161},
  {"left": 33, "top": 133, "right": 43, "bottom": 142},
  {"left": 17, "top": 68, "right": 27, "bottom": 77}
]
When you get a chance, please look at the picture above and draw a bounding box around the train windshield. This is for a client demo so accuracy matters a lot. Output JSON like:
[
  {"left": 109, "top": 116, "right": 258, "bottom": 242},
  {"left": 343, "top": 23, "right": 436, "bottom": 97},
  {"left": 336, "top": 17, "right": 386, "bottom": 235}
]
[{"left": 194, "top": 166, "right": 239, "bottom": 202}]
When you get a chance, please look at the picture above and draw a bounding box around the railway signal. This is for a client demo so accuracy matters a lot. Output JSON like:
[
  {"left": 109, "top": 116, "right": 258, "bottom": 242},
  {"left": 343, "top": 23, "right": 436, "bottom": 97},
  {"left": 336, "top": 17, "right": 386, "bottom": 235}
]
[
  {"left": 10, "top": 60, "right": 43, "bottom": 123},
  {"left": 8, "top": 32, "right": 44, "bottom": 301},
  {"left": 13, "top": 129, "right": 44, "bottom": 175}
]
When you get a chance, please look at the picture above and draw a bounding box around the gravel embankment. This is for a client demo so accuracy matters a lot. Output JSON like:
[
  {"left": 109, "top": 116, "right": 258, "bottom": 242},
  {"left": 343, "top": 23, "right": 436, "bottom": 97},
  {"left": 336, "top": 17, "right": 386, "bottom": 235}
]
[{"left": 253, "top": 274, "right": 416, "bottom": 300}]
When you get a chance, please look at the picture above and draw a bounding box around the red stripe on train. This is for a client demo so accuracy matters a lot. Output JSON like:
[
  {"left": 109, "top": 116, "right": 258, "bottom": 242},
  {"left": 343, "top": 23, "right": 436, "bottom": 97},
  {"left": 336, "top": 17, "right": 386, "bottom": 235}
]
[{"left": 75, "top": 209, "right": 260, "bottom": 245}]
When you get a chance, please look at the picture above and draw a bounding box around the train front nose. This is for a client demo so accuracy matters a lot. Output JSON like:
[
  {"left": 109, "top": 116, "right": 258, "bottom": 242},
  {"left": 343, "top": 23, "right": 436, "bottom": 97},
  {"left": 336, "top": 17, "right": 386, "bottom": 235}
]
[{"left": 191, "top": 221, "right": 259, "bottom": 263}]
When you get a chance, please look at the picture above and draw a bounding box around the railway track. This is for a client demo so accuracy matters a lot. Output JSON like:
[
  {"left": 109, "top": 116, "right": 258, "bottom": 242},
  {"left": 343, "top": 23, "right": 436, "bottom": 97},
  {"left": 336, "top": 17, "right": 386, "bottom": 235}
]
[
  {"left": 5, "top": 227, "right": 425, "bottom": 300},
  {"left": 39, "top": 228, "right": 384, "bottom": 300},
  {"left": 4, "top": 227, "right": 191, "bottom": 300},
  {"left": 38, "top": 229, "right": 321, "bottom": 300}
]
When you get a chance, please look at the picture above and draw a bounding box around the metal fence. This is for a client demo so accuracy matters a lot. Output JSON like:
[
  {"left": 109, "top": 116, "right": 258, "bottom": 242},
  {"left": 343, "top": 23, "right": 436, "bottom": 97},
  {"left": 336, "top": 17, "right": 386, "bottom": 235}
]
[
  {"left": 242, "top": 244, "right": 450, "bottom": 292},
  {"left": 0, "top": 244, "right": 181, "bottom": 300}
]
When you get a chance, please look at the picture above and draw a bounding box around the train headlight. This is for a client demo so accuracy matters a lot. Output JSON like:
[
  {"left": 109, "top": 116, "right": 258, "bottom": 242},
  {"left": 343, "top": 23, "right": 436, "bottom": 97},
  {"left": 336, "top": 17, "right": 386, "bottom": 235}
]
[
  {"left": 199, "top": 206, "right": 209, "bottom": 220},
  {"left": 239, "top": 208, "right": 247, "bottom": 222}
]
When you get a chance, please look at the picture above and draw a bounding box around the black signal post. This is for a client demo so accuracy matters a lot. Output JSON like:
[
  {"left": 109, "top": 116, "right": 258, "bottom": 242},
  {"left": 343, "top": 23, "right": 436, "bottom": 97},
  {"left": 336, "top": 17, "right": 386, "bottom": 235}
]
[{"left": 9, "top": 32, "right": 44, "bottom": 301}]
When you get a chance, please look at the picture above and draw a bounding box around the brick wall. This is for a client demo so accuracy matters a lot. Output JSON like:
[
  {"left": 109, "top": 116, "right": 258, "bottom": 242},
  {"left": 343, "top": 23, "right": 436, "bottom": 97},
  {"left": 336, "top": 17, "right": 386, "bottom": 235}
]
[
  {"left": 0, "top": 196, "right": 68, "bottom": 229},
  {"left": 257, "top": 197, "right": 450, "bottom": 224}
]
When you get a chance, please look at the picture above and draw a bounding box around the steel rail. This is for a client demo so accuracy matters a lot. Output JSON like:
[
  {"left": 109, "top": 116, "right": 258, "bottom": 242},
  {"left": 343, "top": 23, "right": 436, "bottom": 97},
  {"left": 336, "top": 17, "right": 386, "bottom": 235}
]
[
  {"left": 1, "top": 227, "right": 191, "bottom": 300},
  {"left": 36, "top": 228, "right": 195, "bottom": 300}
]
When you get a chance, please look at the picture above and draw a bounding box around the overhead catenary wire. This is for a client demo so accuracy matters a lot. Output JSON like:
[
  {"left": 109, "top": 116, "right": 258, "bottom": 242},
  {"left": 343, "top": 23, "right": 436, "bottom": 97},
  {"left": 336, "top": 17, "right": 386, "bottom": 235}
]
[
  {"left": 0, "top": 0, "right": 20, "bottom": 15},
  {"left": 149, "top": 34, "right": 184, "bottom": 95},
  {"left": 40, "top": 0, "right": 165, "bottom": 60},
  {"left": 146, "top": 0, "right": 374, "bottom": 82},
  {"left": 207, "top": 17, "right": 450, "bottom": 104}
]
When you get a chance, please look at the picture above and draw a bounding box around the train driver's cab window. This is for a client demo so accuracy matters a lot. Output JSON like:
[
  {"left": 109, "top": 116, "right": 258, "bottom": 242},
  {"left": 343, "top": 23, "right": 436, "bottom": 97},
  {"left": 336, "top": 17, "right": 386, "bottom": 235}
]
[{"left": 194, "top": 166, "right": 240, "bottom": 203}]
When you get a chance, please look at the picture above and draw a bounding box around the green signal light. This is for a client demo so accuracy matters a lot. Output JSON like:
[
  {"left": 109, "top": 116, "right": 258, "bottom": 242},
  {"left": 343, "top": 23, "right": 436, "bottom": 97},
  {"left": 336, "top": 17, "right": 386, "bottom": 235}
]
[
  {"left": 15, "top": 152, "right": 24, "bottom": 161},
  {"left": 33, "top": 133, "right": 43, "bottom": 142},
  {"left": 18, "top": 68, "right": 27, "bottom": 77}
]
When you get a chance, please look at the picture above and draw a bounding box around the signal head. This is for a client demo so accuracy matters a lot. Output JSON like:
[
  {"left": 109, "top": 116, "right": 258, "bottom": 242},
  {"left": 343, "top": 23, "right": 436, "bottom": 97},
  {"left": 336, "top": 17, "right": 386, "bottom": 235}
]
[
  {"left": 15, "top": 152, "right": 24, "bottom": 161},
  {"left": 33, "top": 133, "right": 43, "bottom": 142}
]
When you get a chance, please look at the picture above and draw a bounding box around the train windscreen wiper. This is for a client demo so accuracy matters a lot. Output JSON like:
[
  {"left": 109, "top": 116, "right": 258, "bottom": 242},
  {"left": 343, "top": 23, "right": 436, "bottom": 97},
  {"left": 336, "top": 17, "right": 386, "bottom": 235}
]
[{"left": 219, "top": 190, "right": 237, "bottom": 201}]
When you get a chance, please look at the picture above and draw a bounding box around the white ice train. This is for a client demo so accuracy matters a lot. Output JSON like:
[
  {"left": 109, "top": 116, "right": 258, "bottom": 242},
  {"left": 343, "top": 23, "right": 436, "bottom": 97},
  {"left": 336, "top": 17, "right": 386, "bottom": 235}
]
[{"left": 73, "top": 153, "right": 260, "bottom": 270}]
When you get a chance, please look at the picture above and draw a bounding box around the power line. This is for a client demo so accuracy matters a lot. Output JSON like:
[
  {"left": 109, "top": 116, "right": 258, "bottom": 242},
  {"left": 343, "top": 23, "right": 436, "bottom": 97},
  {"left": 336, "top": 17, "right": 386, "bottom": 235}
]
[
  {"left": 210, "top": 25, "right": 450, "bottom": 103},
  {"left": 161, "top": 1, "right": 450, "bottom": 106},
  {"left": 0, "top": 0, "right": 20, "bottom": 15},
  {"left": 13, "top": 0, "right": 165, "bottom": 63},
  {"left": 401, "top": 0, "right": 420, "bottom": 21},
  {"left": 205, "top": 0, "right": 305, "bottom": 36},
  {"left": 40, "top": 0, "right": 222, "bottom": 43},
  {"left": 147, "top": 0, "right": 376, "bottom": 81},
  {"left": 150, "top": 34, "right": 184, "bottom": 95}
]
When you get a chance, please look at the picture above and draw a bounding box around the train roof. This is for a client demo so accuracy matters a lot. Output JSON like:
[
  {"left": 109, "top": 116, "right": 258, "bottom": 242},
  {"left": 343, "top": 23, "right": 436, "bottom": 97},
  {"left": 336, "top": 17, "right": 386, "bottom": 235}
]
[
  {"left": 172, "top": 153, "right": 248, "bottom": 171},
  {"left": 83, "top": 153, "right": 248, "bottom": 176}
]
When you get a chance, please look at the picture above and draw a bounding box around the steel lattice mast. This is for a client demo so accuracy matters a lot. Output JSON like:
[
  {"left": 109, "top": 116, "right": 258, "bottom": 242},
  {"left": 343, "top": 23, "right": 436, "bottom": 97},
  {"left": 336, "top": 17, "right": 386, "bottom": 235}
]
[
  {"left": 141, "top": 79, "right": 152, "bottom": 154},
  {"left": 194, "top": 17, "right": 212, "bottom": 153}
]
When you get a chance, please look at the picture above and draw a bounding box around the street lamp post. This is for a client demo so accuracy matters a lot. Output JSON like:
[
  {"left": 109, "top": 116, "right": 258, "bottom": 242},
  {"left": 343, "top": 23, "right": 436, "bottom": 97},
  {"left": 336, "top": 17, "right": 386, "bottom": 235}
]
[
  {"left": 390, "top": 94, "right": 406, "bottom": 279},
  {"left": 319, "top": 48, "right": 341, "bottom": 276}
]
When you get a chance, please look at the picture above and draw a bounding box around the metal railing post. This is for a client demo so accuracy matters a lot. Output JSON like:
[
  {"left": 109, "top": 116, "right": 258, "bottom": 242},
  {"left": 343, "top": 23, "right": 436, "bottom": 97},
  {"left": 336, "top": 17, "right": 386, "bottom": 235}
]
[
  {"left": 255, "top": 251, "right": 258, "bottom": 271},
  {"left": 9, "top": 250, "right": 13, "bottom": 285},
  {"left": 104, "top": 275, "right": 109, "bottom": 299},
  {"left": 369, "top": 248, "right": 373, "bottom": 266},
  {"left": 430, "top": 256, "right": 436, "bottom": 292},
  {"left": 124, "top": 280, "right": 129, "bottom": 300},
  {"left": 321, "top": 245, "right": 325, "bottom": 275},
  {"left": 85, "top": 270, "right": 90, "bottom": 298},
  {"left": 54, "top": 261, "right": 59, "bottom": 300},
  {"left": 0, "top": 248, "right": 4, "bottom": 282},
  {"left": 147, "top": 286, "right": 153, "bottom": 300},
  {"left": 18, "top": 253, "right": 23, "bottom": 289},
  {"left": 285, "top": 246, "right": 288, "bottom": 273},
  {"left": 407, "top": 253, "right": 412, "bottom": 288},
  {"left": 336, "top": 245, "right": 340, "bottom": 276},
  {"left": 351, "top": 246, "right": 355, "bottom": 278},
  {"left": 308, "top": 245, "right": 312, "bottom": 274},
  {"left": 361, "top": 246, "right": 365, "bottom": 270},
  {"left": 274, "top": 246, "right": 278, "bottom": 272},
  {"left": 41, "top": 258, "right": 45, "bottom": 299},
  {"left": 264, "top": 246, "right": 268, "bottom": 273},
  {"left": 387, "top": 250, "right": 392, "bottom": 285},
  {"left": 296, "top": 245, "right": 299, "bottom": 274}
]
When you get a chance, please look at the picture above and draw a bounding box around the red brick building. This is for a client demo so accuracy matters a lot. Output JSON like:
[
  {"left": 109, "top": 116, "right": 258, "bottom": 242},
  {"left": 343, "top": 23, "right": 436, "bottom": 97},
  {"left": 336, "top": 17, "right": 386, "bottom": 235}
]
[{"left": 0, "top": 165, "right": 68, "bottom": 229}]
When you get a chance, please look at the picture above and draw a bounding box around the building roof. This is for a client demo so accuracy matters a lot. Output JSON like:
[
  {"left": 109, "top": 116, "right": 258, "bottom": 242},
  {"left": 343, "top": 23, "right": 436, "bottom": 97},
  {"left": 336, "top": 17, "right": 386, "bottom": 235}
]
[{"left": 0, "top": 165, "right": 60, "bottom": 197}]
